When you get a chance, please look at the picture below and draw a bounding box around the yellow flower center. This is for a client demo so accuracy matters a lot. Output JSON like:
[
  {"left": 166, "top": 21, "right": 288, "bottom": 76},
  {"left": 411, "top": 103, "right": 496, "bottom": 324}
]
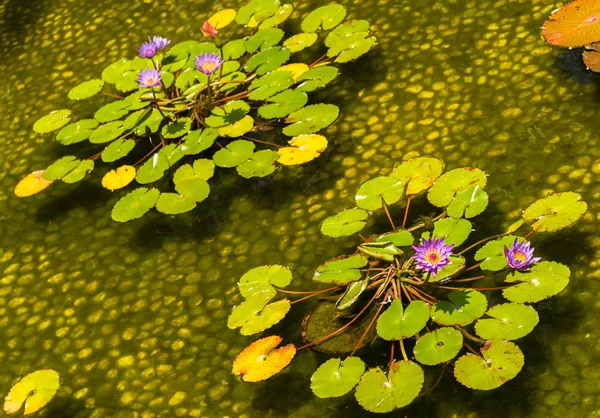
[
  {"left": 202, "top": 61, "right": 216, "bottom": 72},
  {"left": 513, "top": 251, "right": 527, "bottom": 263},
  {"left": 425, "top": 250, "right": 441, "bottom": 265},
  {"left": 146, "top": 77, "right": 156, "bottom": 85}
]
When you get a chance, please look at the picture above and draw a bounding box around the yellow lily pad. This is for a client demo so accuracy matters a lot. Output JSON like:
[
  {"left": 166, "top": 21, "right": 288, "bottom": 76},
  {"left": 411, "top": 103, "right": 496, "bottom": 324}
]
[
  {"left": 276, "top": 63, "right": 310, "bottom": 81},
  {"left": 14, "top": 170, "right": 53, "bottom": 197},
  {"left": 101, "top": 165, "right": 136, "bottom": 191},
  {"left": 208, "top": 9, "right": 237, "bottom": 29},
  {"left": 232, "top": 335, "right": 296, "bottom": 382},
  {"left": 4, "top": 369, "right": 60, "bottom": 415},
  {"left": 277, "top": 134, "right": 328, "bottom": 166}
]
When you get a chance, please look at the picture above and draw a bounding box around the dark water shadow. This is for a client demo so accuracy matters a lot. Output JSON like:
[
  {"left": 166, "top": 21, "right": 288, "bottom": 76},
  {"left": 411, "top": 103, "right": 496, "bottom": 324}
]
[
  {"left": 250, "top": 370, "right": 315, "bottom": 416},
  {"left": 43, "top": 396, "right": 88, "bottom": 418},
  {"left": 554, "top": 49, "right": 600, "bottom": 85},
  {"left": 33, "top": 182, "right": 111, "bottom": 223},
  {"left": 0, "top": 0, "right": 49, "bottom": 56}
]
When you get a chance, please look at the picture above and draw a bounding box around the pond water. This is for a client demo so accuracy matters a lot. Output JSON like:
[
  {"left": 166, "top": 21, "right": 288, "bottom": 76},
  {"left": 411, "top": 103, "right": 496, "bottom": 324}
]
[{"left": 1, "top": 0, "right": 599, "bottom": 417}]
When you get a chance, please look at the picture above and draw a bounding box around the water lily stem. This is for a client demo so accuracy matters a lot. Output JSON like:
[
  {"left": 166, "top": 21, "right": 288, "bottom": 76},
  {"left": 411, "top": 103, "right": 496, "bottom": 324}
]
[
  {"left": 457, "top": 232, "right": 509, "bottom": 256},
  {"left": 431, "top": 211, "right": 447, "bottom": 222},
  {"left": 456, "top": 325, "right": 486, "bottom": 344},
  {"left": 524, "top": 231, "right": 534, "bottom": 239},
  {"left": 464, "top": 262, "right": 482, "bottom": 272},
  {"left": 432, "top": 284, "right": 514, "bottom": 291},
  {"left": 399, "top": 338, "right": 408, "bottom": 362},
  {"left": 290, "top": 287, "right": 340, "bottom": 304},
  {"left": 133, "top": 142, "right": 162, "bottom": 167},
  {"left": 349, "top": 299, "right": 385, "bottom": 356},
  {"left": 382, "top": 199, "right": 396, "bottom": 230},
  {"left": 390, "top": 342, "right": 395, "bottom": 366},
  {"left": 242, "top": 136, "right": 282, "bottom": 148},
  {"left": 100, "top": 92, "right": 124, "bottom": 99},
  {"left": 452, "top": 274, "right": 488, "bottom": 283},
  {"left": 463, "top": 340, "right": 481, "bottom": 356},
  {"left": 402, "top": 197, "right": 411, "bottom": 229},
  {"left": 275, "top": 285, "right": 340, "bottom": 295}
]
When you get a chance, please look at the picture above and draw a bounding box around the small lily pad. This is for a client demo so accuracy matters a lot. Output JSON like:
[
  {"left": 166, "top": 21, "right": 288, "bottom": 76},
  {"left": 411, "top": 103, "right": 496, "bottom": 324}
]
[
  {"left": 207, "top": 8, "right": 237, "bottom": 29},
  {"left": 355, "top": 176, "right": 404, "bottom": 211},
  {"left": 297, "top": 66, "right": 339, "bottom": 92},
  {"left": 236, "top": 0, "right": 280, "bottom": 26},
  {"left": 283, "top": 33, "right": 318, "bottom": 53},
  {"left": 111, "top": 187, "right": 160, "bottom": 222},
  {"left": 424, "top": 218, "right": 472, "bottom": 247},
  {"left": 336, "top": 278, "right": 368, "bottom": 310},
  {"left": 430, "top": 289, "right": 488, "bottom": 326},
  {"left": 334, "top": 36, "right": 377, "bottom": 63},
  {"left": 475, "top": 303, "right": 539, "bottom": 340},
  {"left": 162, "top": 118, "right": 192, "bottom": 139},
  {"left": 277, "top": 134, "right": 327, "bottom": 165},
  {"left": 357, "top": 242, "right": 402, "bottom": 262},
  {"left": 258, "top": 89, "right": 308, "bottom": 119},
  {"left": 522, "top": 192, "right": 587, "bottom": 233},
  {"left": 474, "top": 235, "right": 525, "bottom": 271},
  {"left": 375, "top": 231, "right": 414, "bottom": 247},
  {"left": 311, "top": 357, "right": 365, "bottom": 398},
  {"left": 283, "top": 104, "right": 339, "bottom": 136},
  {"left": 503, "top": 261, "right": 570, "bottom": 303},
  {"left": 238, "top": 265, "right": 293, "bottom": 302},
  {"left": 229, "top": 299, "right": 291, "bottom": 336},
  {"left": 213, "top": 140, "right": 255, "bottom": 167},
  {"left": 236, "top": 149, "right": 279, "bottom": 178},
  {"left": 223, "top": 39, "right": 247, "bottom": 60},
  {"left": 248, "top": 71, "right": 294, "bottom": 100},
  {"left": 245, "top": 28, "right": 285, "bottom": 53},
  {"left": 101, "top": 165, "right": 136, "bottom": 191},
  {"left": 135, "top": 152, "right": 169, "bottom": 184},
  {"left": 173, "top": 159, "right": 213, "bottom": 202},
  {"left": 56, "top": 119, "right": 99, "bottom": 145},
  {"left": 259, "top": 4, "right": 293, "bottom": 29},
  {"left": 244, "top": 47, "right": 290, "bottom": 75},
  {"left": 413, "top": 327, "right": 463, "bottom": 366},
  {"left": 89, "top": 121, "right": 126, "bottom": 144},
  {"left": 14, "top": 171, "right": 53, "bottom": 197},
  {"left": 313, "top": 254, "right": 368, "bottom": 285},
  {"left": 427, "top": 167, "right": 487, "bottom": 208},
  {"left": 301, "top": 4, "right": 346, "bottom": 32},
  {"left": 61, "top": 160, "right": 94, "bottom": 184},
  {"left": 447, "top": 185, "right": 489, "bottom": 219},
  {"left": 325, "top": 20, "right": 370, "bottom": 47},
  {"left": 219, "top": 115, "right": 255, "bottom": 138},
  {"left": 232, "top": 335, "right": 296, "bottom": 382},
  {"left": 390, "top": 157, "right": 444, "bottom": 196},
  {"left": 155, "top": 193, "right": 197, "bottom": 215},
  {"left": 42, "top": 156, "right": 81, "bottom": 181},
  {"left": 3, "top": 369, "right": 60, "bottom": 416},
  {"left": 33, "top": 110, "right": 71, "bottom": 134},
  {"left": 320, "top": 208, "right": 368, "bottom": 238},
  {"left": 68, "top": 79, "right": 104, "bottom": 100},
  {"left": 180, "top": 128, "right": 219, "bottom": 155},
  {"left": 101, "top": 138, "right": 136, "bottom": 163},
  {"left": 377, "top": 300, "right": 430, "bottom": 340}
]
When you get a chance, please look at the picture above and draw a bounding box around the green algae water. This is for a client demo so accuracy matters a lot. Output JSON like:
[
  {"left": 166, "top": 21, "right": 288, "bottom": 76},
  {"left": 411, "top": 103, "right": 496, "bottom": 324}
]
[{"left": 1, "top": 0, "right": 599, "bottom": 416}]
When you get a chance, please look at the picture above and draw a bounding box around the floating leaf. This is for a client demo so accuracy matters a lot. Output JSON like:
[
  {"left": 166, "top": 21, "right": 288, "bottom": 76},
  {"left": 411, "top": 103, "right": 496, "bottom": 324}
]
[
  {"left": 259, "top": 4, "right": 293, "bottom": 29},
  {"left": 133, "top": 109, "right": 163, "bottom": 135},
  {"left": 245, "top": 28, "right": 285, "bottom": 53},
  {"left": 297, "top": 66, "right": 339, "bottom": 92},
  {"left": 354, "top": 362, "right": 424, "bottom": 413},
  {"left": 503, "top": 261, "right": 570, "bottom": 303},
  {"left": 229, "top": 299, "right": 291, "bottom": 335},
  {"left": 238, "top": 265, "right": 293, "bottom": 302},
  {"left": 56, "top": 119, "right": 99, "bottom": 145},
  {"left": 237, "top": 149, "right": 279, "bottom": 178},
  {"left": 276, "top": 63, "right": 309, "bottom": 81},
  {"left": 325, "top": 20, "right": 370, "bottom": 47},
  {"left": 101, "top": 138, "right": 136, "bottom": 163},
  {"left": 115, "top": 71, "right": 140, "bottom": 92},
  {"left": 101, "top": 58, "right": 129, "bottom": 84},
  {"left": 357, "top": 242, "right": 402, "bottom": 262},
  {"left": 181, "top": 128, "right": 218, "bottom": 155},
  {"left": 430, "top": 290, "right": 487, "bottom": 326},
  {"left": 173, "top": 159, "right": 213, "bottom": 202},
  {"left": 283, "top": 33, "right": 318, "bottom": 53},
  {"left": 123, "top": 90, "right": 152, "bottom": 111},
  {"left": 14, "top": 171, "right": 53, "bottom": 197},
  {"left": 277, "top": 134, "right": 327, "bottom": 165},
  {"left": 522, "top": 192, "right": 587, "bottom": 232},
  {"left": 258, "top": 89, "right": 308, "bottom": 119},
  {"left": 248, "top": 71, "right": 294, "bottom": 100},
  {"left": 424, "top": 218, "right": 473, "bottom": 247},
  {"left": 68, "top": 79, "right": 104, "bottom": 100},
  {"left": 236, "top": 0, "right": 281, "bottom": 26},
  {"left": 454, "top": 340, "right": 524, "bottom": 390},
  {"left": 542, "top": 0, "right": 600, "bottom": 47},
  {"left": 135, "top": 152, "right": 169, "bottom": 184},
  {"left": 206, "top": 101, "right": 250, "bottom": 127},
  {"left": 583, "top": 50, "right": 600, "bottom": 72},
  {"left": 155, "top": 193, "right": 197, "bottom": 215},
  {"left": 213, "top": 140, "right": 255, "bottom": 167},
  {"left": 301, "top": 4, "right": 347, "bottom": 32},
  {"left": 413, "top": 327, "right": 463, "bottom": 366},
  {"left": 208, "top": 8, "right": 237, "bottom": 29},
  {"left": 447, "top": 185, "right": 489, "bottom": 219},
  {"left": 375, "top": 231, "right": 414, "bottom": 247},
  {"left": 233, "top": 335, "right": 296, "bottom": 382},
  {"left": 223, "top": 39, "right": 247, "bottom": 60},
  {"left": 475, "top": 303, "right": 539, "bottom": 340},
  {"left": 111, "top": 187, "right": 160, "bottom": 222},
  {"left": 377, "top": 300, "right": 430, "bottom": 340},
  {"left": 311, "top": 357, "right": 365, "bottom": 398},
  {"left": 159, "top": 144, "right": 184, "bottom": 167},
  {"left": 429, "top": 255, "right": 466, "bottom": 283},
  {"left": 427, "top": 167, "right": 487, "bottom": 208},
  {"left": 33, "top": 110, "right": 71, "bottom": 134},
  {"left": 313, "top": 254, "right": 368, "bottom": 285},
  {"left": 61, "top": 160, "right": 94, "bottom": 184},
  {"left": 89, "top": 121, "right": 126, "bottom": 144},
  {"left": 390, "top": 157, "right": 444, "bottom": 196},
  {"left": 474, "top": 236, "right": 525, "bottom": 271},
  {"left": 102, "top": 165, "right": 136, "bottom": 191},
  {"left": 355, "top": 176, "right": 404, "bottom": 211},
  {"left": 244, "top": 47, "right": 290, "bottom": 75},
  {"left": 43, "top": 156, "right": 82, "bottom": 181},
  {"left": 4, "top": 369, "right": 60, "bottom": 415},
  {"left": 334, "top": 36, "right": 377, "bottom": 63},
  {"left": 175, "top": 68, "right": 206, "bottom": 90},
  {"left": 94, "top": 100, "right": 130, "bottom": 123},
  {"left": 320, "top": 208, "right": 368, "bottom": 238},
  {"left": 336, "top": 278, "right": 368, "bottom": 310},
  {"left": 283, "top": 104, "right": 339, "bottom": 136},
  {"left": 162, "top": 118, "right": 192, "bottom": 139}
]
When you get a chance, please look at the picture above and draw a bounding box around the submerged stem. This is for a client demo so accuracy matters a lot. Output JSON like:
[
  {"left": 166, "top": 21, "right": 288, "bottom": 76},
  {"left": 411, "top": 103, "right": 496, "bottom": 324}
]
[
  {"left": 399, "top": 338, "right": 408, "bottom": 361},
  {"left": 402, "top": 196, "right": 411, "bottom": 229},
  {"left": 290, "top": 287, "right": 340, "bottom": 305},
  {"left": 456, "top": 325, "right": 486, "bottom": 344},
  {"left": 382, "top": 199, "right": 396, "bottom": 230},
  {"left": 349, "top": 298, "right": 386, "bottom": 356}
]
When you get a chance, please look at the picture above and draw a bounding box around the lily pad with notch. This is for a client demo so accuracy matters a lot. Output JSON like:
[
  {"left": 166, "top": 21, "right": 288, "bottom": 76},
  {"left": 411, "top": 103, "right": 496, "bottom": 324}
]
[
  {"left": 111, "top": 187, "right": 160, "bottom": 222},
  {"left": 277, "top": 134, "right": 327, "bottom": 165},
  {"left": 502, "top": 261, "right": 570, "bottom": 303},
  {"left": 354, "top": 176, "right": 404, "bottom": 211},
  {"left": 155, "top": 193, "right": 197, "bottom": 215},
  {"left": 101, "top": 138, "right": 136, "bottom": 163},
  {"left": 238, "top": 264, "right": 293, "bottom": 302},
  {"left": 427, "top": 167, "right": 487, "bottom": 208},
  {"left": 311, "top": 357, "right": 365, "bottom": 398},
  {"left": 232, "top": 335, "right": 296, "bottom": 382},
  {"left": 248, "top": 71, "right": 294, "bottom": 100},
  {"left": 161, "top": 117, "right": 192, "bottom": 139},
  {"left": 301, "top": 3, "right": 347, "bottom": 32},
  {"left": 33, "top": 110, "right": 71, "bottom": 134},
  {"left": 283, "top": 33, "right": 318, "bottom": 53},
  {"left": 56, "top": 119, "right": 99, "bottom": 145},
  {"left": 376, "top": 299, "right": 430, "bottom": 340},
  {"left": 430, "top": 289, "right": 487, "bottom": 326},
  {"left": 297, "top": 66, "right": 339, "bottom": 92},
  {"left": 68, "top": 79, "right": 104, "bottom": 100},
  {"left": 422, "top": 218, "right": 472, "bottom": 247},
  {"left": 522, "top": 192, "right": 587, "bottom": 233},
  {"left": 413, "top": 327, "right": 463, "bottom": 366},
  {"left": 475, "top": 303, "right": 539, "bottom": 340},
  {"left": 173, "top": 159, "right": 213, "bottom": 202},
  {"left": 259, "top": 4, "right": 293, "bottom": 29},
  {"left": 313, "top": 254, "right": 368, "bottom": 285},
  {"left": 429, "top": 255, "right": 466, "bottom": 283},
  {"left": 3, "top": 369, "right": 60, "bottom": 416},
  {"left": 180, "top": 128, "right": 218, "bottom": 155},
  {"left": 321, "top": 208, "right": 369, "bottom": 238},
  {"left": 447, "top": 185, "right": 489, "bottom": 219},
  {"left": 89, "top": 121, "right": 126, "bottom": 144},
  {"left": 245, "top": 28, "right": 285, "bottom": 53},
  {"left": 244, "top": 47, "right": 291, "bottom": 76},
  {"left": 236, "top": 149, "right": 279, "bottom": 178},
  {"left": 101, "top": 165, "right": 136, "bottom": 191},
  {"left": 258, "top": 89, "right": 308, "bottom": 119},
  {"left": 213, "top": 140, "right": 256, "bottom": 167},
  {"left": 375, "top": 231, "right": 414, "bottom": 247},
  {"left": 358, "top": 242, "right": 402, "bottom": 262},
  {"left": 390, "top": 157, "right": 444, "bottom": 196},
  {"left": 228, "top": 299, "right": 291, "bottom": 336},
  {"left": 336, "top": 278, "right": 368, "bottom": 310},
  {"left": 474, "top": 235, "right": 525, "bottom": 271},
  {"left": 282, "top": 103, "right": 339, "bottom": 136}
]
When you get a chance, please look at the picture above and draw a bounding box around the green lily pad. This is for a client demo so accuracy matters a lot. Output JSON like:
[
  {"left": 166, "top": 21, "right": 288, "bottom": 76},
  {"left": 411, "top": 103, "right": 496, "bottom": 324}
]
[
  {"left": 238, "top": 264, "right": 293, "bottom": 302},
  {"left": 283, "top": 33, "right": 318, "bottom": 53},
  {"left": 42, "top": 156, "right": 81, "bottom": 181},
  {"left": 320, "top": 208, "right": 368, "bottom": 238},
  {"left": 311, "top": 357, "right": 365, "bottom": 398},
  {"left": 474, "top": 236, "right": 526, "bottom": 271},
  {"left": 283, "top": 103, "right": 339, "bottom": 136},
  {"left": 475, "top": 303, "right": 539, "bottom": 340},
  {"left": 94, "top": 100, "right": 130, "bottom": 123},
  {"left": 175, "top": 68, "right": 206, "bottom": 90},
  {"left": 223, "top": 39, "right": 247, "bottom": 60},
  {"left": 429, "top": 255, "right": 466, "bottom": 283},
  {"left": 454, "top": 340, "right": 524, "bottom": 390},
  {"left": 3, "top": 369, "right": 60, "bottom": 416},
  {"left": 236, "top": 0, "right": 280, "bottom": 26},
  {"left": 33, "top": 110, "right": 71, "bottom": 134},
  {"left": 169, "top": 41, "right": 219, "bottom": 61},
  {"left": 162, "top": 117, "right": 192, "bottom": 139},
  {"left": 218, "top": 72, "right": 247, "bottom": 92},
  {"left": 325, "top": 20, "right": 371, "bottom": 47},
  {"left": 135, "top": 152, "right": 169, "bottom": 184},
  {"left": 259, "top": 4, "right": 293, "bottom": 29},
  {"left": 206, "top": 101, "right": 250, "bottom": 127},
  {"left": 327, "top": 31, "right": 368, "bottom": 57},
  {"left": 358, "top": 242, "right": 402, "bottom": 262},
  {"left": 158, "top": 144, "right": 184, "bottom": 167},
  {"left": 101, "top": 58, "right": 129, "bottom": 84},
  {"left": 111, "top": 187, "right": 160, "bottom": 222},
  {"left": 431, "top": 290, "right": 487, "bottom": 326},
  {"left": 258, "top": 89, "right": 308, "bottom": 119},
  {"left": 336, "top": 278, "right": 368, "bottom": 310},
  {"left": 244, "top": 47, "right": 290, "bottom": 75},
  {"left": 427, "top": 167, "right": 487, "bottom": 208},
  {"left": 354, "top": 362, "right": 424, "bottom": 413},
  {"left": 231, "top": 299, "right": 291, "bottom": 336},
  {"left": 123, "top": 109, "right": 150, "bottom": 130},
  {"left": 133, "top": 109, "right": 163, "bottom": 135},
  {"left": 390, "top": 157, "right": 445, "bottom": 196},
  {"left": 56, "top": 119, "right": 99, "bottom": 145},
  {"left": 245, "top": 28, "right": 285, "bottom": 53},
  {"left": 123, "top": 91, "right": 152, "bottom": 111},
  {"left": 173, "top": 160, "right": 213, "bottom": 202},
  {"left": 248, "top": 71, "right": 294, "bottom": 100},
  {"left": 101, "top": 138, "right": 136, "bottom": 163},
  {"left": 180, "top": 128, "right": 218, "bottom": 155},
  {"left": 313, "top": 254, "right": 368, "bottom": 285},
  {"left": 377, "top": 300, "right": 430, "bottom": 340},
  {"left": 335, "top": 36, "right": 377, "bottom": 63},
  {"left": 155, "top": 193, "right": 197, "bottom": 215},
  {"left": 297, "top": 66, "right": 339, "bottom": 92},
  {"left": 68, "top": 79, "right": 104, "bottom": 100},
  {"left": 413, "top": 327, "right": 463, "bottom": 366},
  {"left": 89, "top": 121, "right": 126, "bottom": 144},
  {"left": 522, "top": 192, "right": 587, "bottom": 233},
  {"left": 61, "top": 160, "right": 94, "bottom": 184},
  {"left": 503, "top": 261, "right": 570, "bottom": 303},
  {"left": 236, "top": 149, "right": 279, "bottom": 178},
  {"left": 213, "top": 140, "right": 255, "bottom": 167},
  {"left": 423, "top": 218, "right": 473, "bottom": 247},
  {"left": 221, "top": 61, "right": 241, "bottom": 76},
  {"left": 447, "top": 185, "right": 489, "bottom": 219},
  {"left": 115, "top": 71, "right": 140, "bottom": 92},
  {"left": 355, "top": 176, "right": 404, "bottom": 211},
  {"left": 375, "top": 231, "right": 414, "bottom": 247},
  {"left": 301, "top": 4, "right": 346, "bottom": 32},
  {"left": 160, "top": 71, "right": 175, "bottom": 88}
]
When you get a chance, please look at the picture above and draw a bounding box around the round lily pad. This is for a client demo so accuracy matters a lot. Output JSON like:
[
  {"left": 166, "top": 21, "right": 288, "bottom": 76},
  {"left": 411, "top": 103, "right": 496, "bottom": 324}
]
[
  {"left": 522, "top": 192, "right": 587, "bottom": 233},
  {"left": 447, "top": 185, "right": 489, "bottom": 219},
  {"left": 542, "top": 0, "right": 600, "bottom": 47},
  {"left": 236, "top": 149, "right": 279, "bottom": 178},
  {"left": 236, "top": 0, "right": 280, "bottom": 26},
  {"left": 390, "top": 157, "right": 444, "bottom": 196},
  {"left": 301, "top": 4, "right": 346, "bottom": 32},
  {"left": 429, "top": 255, "right": 466, "bottom": 283},
  {"left": 334, "top": 36, "right": 377, "bottom": 63},
  {"left": 101, "top": 138, "right": 136, "bottom": 163},
  {"left": 474, "top": 235, "right": 525, "bottom": 271},
  {"left": 425, "top": 218, "right": 473, "bottom": 247},
  {"left": 56, "top": 119, "right": 99, "bottom": 144},
  {"left": 3, "top": 369, "right": 60, "bottom": 415},
  {"left": 219, "top": 116, "right": 255, "bottom": 138},
  {"left": 155, "top": 193, "right": 197, "bottom": 215},
  {"left": 245, "top": 28, "right": 285, "bottom": 53},
  {"left": 297, "top": 66, "right": 339, "bottom": 92},
  {"left": 375, "top": 231, "right": 414, "bottom": 247},
  {"left": 336, "top": 278, "right": 368, "bottom": 310},
  {"left": 427, "top": 167, "right": 487, "bottom": 208},
  {"left": 33, "top": 109, "right": 71, "bottom": 134},
  {"left": 454, "top": 340, "right": 524, "bottom": 390},
  {"left": 244, "top": 47, "right": 290, "bottom": 75},
  {"left": 377, "top": 299, "right": 430, "bottom": 340},
  {"left": 503, "top": 261, "right": 570, "bottom": 303},
  {"left": 354, "top": 362, "right": 424, "bottom": 413},
  {"left": 311, "top": 357, "right": 365, "bottom": 398},
  {"left": 173, "top": 160, "right": 213, "bottom": 202},
  {"left": 283, "top": 33, "right": 318, "bottom": 53},
  {"left": 101, "top": 165, "right": 136, "bottom": 191},
  {"left": 413, "top": 327, "right": 463, "bottom": 365},
  {"left": 133, "top": 109, "right": 163, "bottom": 135},
  {"left": 232, "top": 335, "right": 296, "bottom": 382},
  {"left": 238, "top": 265, "right": 293, "bottom": 302},
  {"left": 259, "top": 4, "right": 293, "bottom": 29},
  {"left": 223, "top": 39, "right": 247, "bottom": 60},
  {"left": 42, "top": 156, "right": 81, "bottom": 181},
  {"left": 162, "top": 118, "right": 192, "bottom": 139},
  {"left": 180, "top": 128, "right": 218, "bottom": 155},
  {"left": 430, "top": 290, "right": 487, "bottom": 326},
  {"left": 94, "top": 100, "right": 130, "bottom": 123},
  {"left": 135, "top": 152, "right": 169, "bottom": 184},
  {"left": 61, "top": 160, "right": 94, "bottom": 184},
  {"left": 89, "top": 121, "right": 126, "bottom": 144},
  {"left": 277, "top": 134, "right": 328, "bottom": 165},
  {"left": 313, "top": 254, "right": 368, "bottom": 285},
  {"left": 475, "top": 303, "right": 539, "bottom": 340},
  {"left": 111, "top": 187, "right": 160, "bottom": 222},
  {"left": 325, "top": 20, "right": 371, "bottom": 47},
  {"left": 68, "top": 79, "right": 104, "bottom": 100},
  {"left": 101, "top": 58, "right": 129, "bottom": 84},
  {"left": 320, "top": 208, "right": 369, "bottom": 238},
  {"left": 206, "top": 101, "right": 250, "bottom": 128},
  {"left": 14, "top": 170, "right": 53, "bottom": 197},
  {"left": 355, "top": 176, "right": 404, "bottom": 211},
  {"left": 249, "top": 71, "right": 294, "bottom": 100},
  {"left": 283, "top": 104, "right": 339, "bottom": 136},
  {"left": 229, "top": 299, "right": 291, "bottom": 336},
  {"left": 213, "top": 140, "right": 255, "bottom": 167}
]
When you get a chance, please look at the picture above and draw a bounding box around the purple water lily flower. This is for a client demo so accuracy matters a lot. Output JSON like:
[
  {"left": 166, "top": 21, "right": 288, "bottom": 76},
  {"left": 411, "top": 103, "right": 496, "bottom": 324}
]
[
  {"left": 152, "top": 36, "right": 171, "bottom": 50},
  {"left": 194, "top": 52, "right": 224, "bottom": 76},
  {"left": 138, "top": 68, "right": 162, "bottom": 88},
  {"left": 504, "top": 238, "right": 541, "bottom": 271},
  {"left": 412, "top": 237, "right": 454, "bottom": 277},
  {"left": 138, "top": 41, "right": 157, "bottom": 58}
]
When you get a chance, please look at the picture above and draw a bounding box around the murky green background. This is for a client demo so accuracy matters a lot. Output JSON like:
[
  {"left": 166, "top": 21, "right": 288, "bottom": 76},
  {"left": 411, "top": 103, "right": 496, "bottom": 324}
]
[{"left": 1, "top": 0, "right": 599, "bottom": 416}]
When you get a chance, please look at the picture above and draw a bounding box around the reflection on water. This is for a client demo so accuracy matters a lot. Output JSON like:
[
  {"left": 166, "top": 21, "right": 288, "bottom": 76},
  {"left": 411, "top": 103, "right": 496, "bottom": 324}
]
[{"left": 0, "top": 0, "right": 599, "bottom": 417}]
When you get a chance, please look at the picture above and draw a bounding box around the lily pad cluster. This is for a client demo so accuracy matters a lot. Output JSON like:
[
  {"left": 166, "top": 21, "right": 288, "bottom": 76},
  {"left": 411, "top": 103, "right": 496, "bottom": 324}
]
[
  {"left": 15, "top": 1, "right": 377, "bottom": 222},
  {"left": 542, "top": 0, "right": 600, "bottom": 72},
  {"left": 229, "top": 156, "right": 587, "bottom": 413}
]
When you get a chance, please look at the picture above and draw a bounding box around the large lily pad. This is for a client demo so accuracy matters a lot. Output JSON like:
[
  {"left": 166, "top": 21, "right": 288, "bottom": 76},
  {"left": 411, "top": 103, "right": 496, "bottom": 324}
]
[
  {"left": 213, "top": 140, "right": 256, "bottom": 167},
  {"left": 133, "top": 109, "right": 163, "bottom": 135},
  {"left": 258, "top": 89, "right": 309, "bottom": 119},
  {"left": 475, "top": 303, "right": 539, "bottom": 340},
  {"left": 232, "top": 335, "right": 296, "bottom": 382},
  {"left": 180, "top": 128, "right": 218, "bottom": 155},
  {"left": 427, "top": 167, "right": 487, "bottom": 208},
  {"left": 3, "top": 369, "right": 60, "bottom": 415},
  {"left": 454, "top": 340, "right": 524, "bottom": 390},
  {"left": 377, "top": 300, "right": 430, "bottom": 340},
  {"left": 277, "top": 134, "right": 327, "bottom": 165},
  {"left": 325, "top": 20, "right": 370, "bottom": 46},
  {"left": 424, "top": 218, "right": 472, "bottom": 247},
  {"left": 283, "top": 104, "right": 339, "bottom": 136},
  {"left": 238, "top": 264, "right": 293, "bottom": 302},
  {"left": 236, "top": 149, "right": 279, "bottom": 178},
  {"left": 219, "top": 116, "right": 255, "bottom": 138},
  {"left": 14, "top": 171, "right": 53, "bottom": 197},
  {"left": 283, "top": 33, "right": 318, "bottom": 53},
  {"left": 244, "top": 47, "right": 290, "bottom": 75},
  {"left": 355, "top": 176, "right": 404, "bottom": 211},
  {"left": 542, "top": 0, "right": 600, "bottom": 47},
  {"left": 43, "top": 156, "right": 86, "bottom": 181},
  {"left": 474, "top": 235, "right": 525, "bottom": 271},
  {"left": 162, "top": 118, "right": 192, "bottom": 139},
  {"left": 111, "top": 187, "right": 160, "bottom": 222},
  {"left": 313, "top": 254, "right": 368, "bottom": 285},
  {"left": 320, "top": 208, "right": 369, "bottom": 238},
  {"left": 336, "top": 278, "right": 368, "bottom": 310},
  {"left": 354, "top": 362, "right": 424, "bottom": 413},
  {"left": 297, "top": 66, "right": 339, "bottom": 92},
  {"left": 311, "top": 357, "right": 365, "bottom": 398},
  {"left": 155, "top": 193, "right": 196, "bottom": 215},
  {"left": 521, "top": 192, "right": 587, "bottom": 233},
  {"left": 334, "top": 36, "right": 377, "bottom": 63},
  {"left": 430, "top": 290, "right": 487, "bottom": 326},
  {"left": 223, "top": 39, "right": 247, "bottom": 60},
  {"left": 207, "top": 8, "right": 237, "bottom": 29},
  {"left": 101, "top": 165, "right": 136, "bottom": 191},
  {"left": 503, "top": 261, "right": 570, "bottom": 303},
  {"left": 236, "top": 0, "right": 280, "bottom": 26},
  {"left": 413, "top": 327, "right": 463, "bottom": 365},
  {"left": 447, "top": 185, "right": 489, "bottom": 219},
  {"left": 33, "top": 110, "right": 71, "bottom": 134},
  {"left": 390, "top": 157, "right": 444, "bottom": 196},
  {"left": 301, "top": 4, "right": 346, "bottom": 32},
  {"left": 68, "top": 79, "right": 104, "bottom": 100},
  {"left": 206, "top": 101, "right": 250, "bottom": 127},
  {"left": 228, "top": 299, "right": 291, "bottom": 336},
  {"left": 61, "top": 160, "right": 94, "bottom": 184},
  {"left": 56, "top": 119, "right": 99, "bottom": 145}
]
